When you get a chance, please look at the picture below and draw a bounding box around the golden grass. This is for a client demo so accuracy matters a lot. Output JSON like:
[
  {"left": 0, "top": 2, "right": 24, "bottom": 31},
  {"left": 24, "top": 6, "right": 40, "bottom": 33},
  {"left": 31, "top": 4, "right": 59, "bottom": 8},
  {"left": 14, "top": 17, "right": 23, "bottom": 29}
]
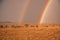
[{"left": 0, "top": 23, "right": 60, "bottom": 40}]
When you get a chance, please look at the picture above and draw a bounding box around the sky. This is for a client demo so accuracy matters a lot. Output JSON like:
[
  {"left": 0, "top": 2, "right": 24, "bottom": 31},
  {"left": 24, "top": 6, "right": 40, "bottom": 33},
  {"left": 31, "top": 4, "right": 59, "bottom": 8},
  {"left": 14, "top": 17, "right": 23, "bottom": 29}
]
[
  {"left": 40, "top": 0, "right": 60, "bottom": 24},
  {"left": 0, "top": 0, "right": 60, "bottom": 24}
]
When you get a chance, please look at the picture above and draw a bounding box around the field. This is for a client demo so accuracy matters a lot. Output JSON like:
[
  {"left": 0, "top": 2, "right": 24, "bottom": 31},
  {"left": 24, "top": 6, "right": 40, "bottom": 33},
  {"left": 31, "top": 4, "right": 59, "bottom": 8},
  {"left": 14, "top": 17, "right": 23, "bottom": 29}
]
[{"left": 0, "top": 23, "right": 60, "bottom": 40}]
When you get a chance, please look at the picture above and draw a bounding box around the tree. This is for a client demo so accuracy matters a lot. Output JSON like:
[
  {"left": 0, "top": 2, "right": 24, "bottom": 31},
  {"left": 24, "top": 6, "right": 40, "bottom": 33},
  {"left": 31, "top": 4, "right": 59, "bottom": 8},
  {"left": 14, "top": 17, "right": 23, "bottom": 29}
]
[
  {"left": 36, "top": 25, "right": 38, "bottom": 27},
  {"left": 24, "top": 24, "right": 29, "bottom": 27},
  {"left": 12, "top": 25, "right": 16, "bottom": 28},
  {"left": 0, "top": 25, "right": 3, "bottom": 28}
]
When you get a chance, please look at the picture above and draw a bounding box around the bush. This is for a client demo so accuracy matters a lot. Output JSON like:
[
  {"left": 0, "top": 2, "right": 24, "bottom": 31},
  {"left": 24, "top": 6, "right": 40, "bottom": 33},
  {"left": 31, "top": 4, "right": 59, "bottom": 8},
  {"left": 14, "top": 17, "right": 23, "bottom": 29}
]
[
  {"left": 36, "top": 25, "right": 38, "bottom": 27},
  {"left": 0, "top": 25, "right": 3, "bottom": 28},
  {"left": 24, "top": 24, "right": 29, "bottom": 27}
]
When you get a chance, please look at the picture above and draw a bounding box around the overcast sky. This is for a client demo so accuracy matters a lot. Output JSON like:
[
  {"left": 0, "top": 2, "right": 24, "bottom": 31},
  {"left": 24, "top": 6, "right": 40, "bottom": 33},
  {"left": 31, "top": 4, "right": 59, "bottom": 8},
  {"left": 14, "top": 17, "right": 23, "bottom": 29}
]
[
  {"left": 42, "top": 0, "right": 60, "bottom": 24},
  {"left": 0, "top": 0, "right": 60, "bottom": 24}
]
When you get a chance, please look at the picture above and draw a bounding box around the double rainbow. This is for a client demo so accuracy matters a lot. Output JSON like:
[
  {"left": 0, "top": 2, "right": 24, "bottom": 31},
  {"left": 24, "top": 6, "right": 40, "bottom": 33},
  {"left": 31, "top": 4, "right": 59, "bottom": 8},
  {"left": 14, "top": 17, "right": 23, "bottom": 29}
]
[{"left": 20, "top": 0, "right": 52, "bottom": 24}]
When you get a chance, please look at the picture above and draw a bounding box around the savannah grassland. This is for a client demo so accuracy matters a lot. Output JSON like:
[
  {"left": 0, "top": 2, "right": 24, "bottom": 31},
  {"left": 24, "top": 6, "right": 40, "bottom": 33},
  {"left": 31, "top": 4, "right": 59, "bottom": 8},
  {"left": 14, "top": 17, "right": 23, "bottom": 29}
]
[{"left": 0, "top": 23, "right": 60, "bottom": 40}]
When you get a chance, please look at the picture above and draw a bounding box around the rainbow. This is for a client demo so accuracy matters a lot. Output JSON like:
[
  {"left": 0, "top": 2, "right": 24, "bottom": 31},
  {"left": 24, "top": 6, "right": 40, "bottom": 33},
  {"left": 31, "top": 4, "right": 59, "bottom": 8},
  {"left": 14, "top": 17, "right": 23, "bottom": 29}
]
[
  {"left": 39, "top": 0, "right": 52, "bottom": 24},
  {"left": 20, "top": 0, "right": 31, "bottom": 23}
]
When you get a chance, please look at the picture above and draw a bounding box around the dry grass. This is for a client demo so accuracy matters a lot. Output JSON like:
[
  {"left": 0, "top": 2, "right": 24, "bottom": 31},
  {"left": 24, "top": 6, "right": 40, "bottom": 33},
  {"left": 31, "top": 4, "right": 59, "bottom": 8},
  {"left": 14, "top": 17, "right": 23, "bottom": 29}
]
[{"left": 0, "top": 23, "right": 60, "bottom": 40}]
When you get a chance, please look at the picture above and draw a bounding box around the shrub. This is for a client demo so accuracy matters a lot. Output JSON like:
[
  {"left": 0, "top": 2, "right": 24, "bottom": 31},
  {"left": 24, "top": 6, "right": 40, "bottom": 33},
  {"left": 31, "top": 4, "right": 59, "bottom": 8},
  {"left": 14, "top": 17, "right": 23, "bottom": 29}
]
[
  {"left": 0, "top": 25, "right": 3, "bottom": 28},
  {"left": 24, "top": 24, "right": 29, "bottom": 27}
]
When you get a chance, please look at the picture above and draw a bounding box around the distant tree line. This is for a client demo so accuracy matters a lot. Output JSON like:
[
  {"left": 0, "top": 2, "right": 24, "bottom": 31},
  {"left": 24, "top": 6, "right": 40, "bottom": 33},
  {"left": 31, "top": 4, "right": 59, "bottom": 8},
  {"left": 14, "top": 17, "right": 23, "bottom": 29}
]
[
  {"left": 0, "top": 24, "right": 59, "bottom": 28},
  {"left": 0, "top": 24, "right": 39, "bottom": 28}
]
